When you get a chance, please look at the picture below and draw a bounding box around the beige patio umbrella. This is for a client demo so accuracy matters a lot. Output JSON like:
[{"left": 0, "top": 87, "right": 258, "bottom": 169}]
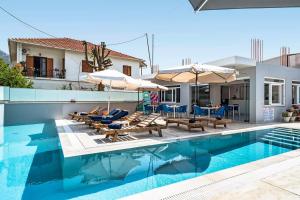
[{"left": 155, "top": 63, "right": 238, "bottom": 119}]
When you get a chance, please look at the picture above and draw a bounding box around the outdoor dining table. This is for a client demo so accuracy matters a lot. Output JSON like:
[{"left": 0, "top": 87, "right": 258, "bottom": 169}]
[
  {"left": 149, "top": 104, "right": 158, "bottom": 113},
  {"left": 200, "top": 106, "right": 219, "bottom": 118},
  {"left": 170, "top": 105, "right": 180, "bottom": 118}
]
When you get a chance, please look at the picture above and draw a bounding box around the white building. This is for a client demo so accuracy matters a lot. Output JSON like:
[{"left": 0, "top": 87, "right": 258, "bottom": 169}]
[
  {"left": 8, "top": 38, "right": 146, "bottom": 90},
  {"left": 152, "top": 54, "right": 300, "bottom": 123}
]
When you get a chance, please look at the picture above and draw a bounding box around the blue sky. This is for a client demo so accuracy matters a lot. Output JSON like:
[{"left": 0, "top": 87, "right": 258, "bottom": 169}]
[{"left": 1, "top": 0, "right": 300, "bottom": 68}]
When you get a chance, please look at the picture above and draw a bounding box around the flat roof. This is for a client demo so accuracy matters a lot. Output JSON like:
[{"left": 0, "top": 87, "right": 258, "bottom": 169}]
[
  {"left": 189, "top": 0, "right": 300, "bottom": 11},
  {"left": 205, "top": 56, "right": 256, "bottom": 69}
]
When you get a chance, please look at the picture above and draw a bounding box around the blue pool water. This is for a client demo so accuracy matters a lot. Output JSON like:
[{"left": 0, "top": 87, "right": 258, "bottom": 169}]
[{"left": 0, "top": 122, "right": 297, "bottom": 200}]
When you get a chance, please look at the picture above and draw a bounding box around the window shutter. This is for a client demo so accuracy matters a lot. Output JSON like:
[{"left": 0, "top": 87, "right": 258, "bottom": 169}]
[
  {"left": 47, "top": 58, "right": 53, "bottom": 78},
  {"left": 26, "top": 56, "right": 34, "bottom": 76},
  {"left": 123, "top": 65, "right": 132, "bottom": 76},
  {"left": 82, "top": 60, "right": 93, "bottom": 73}
]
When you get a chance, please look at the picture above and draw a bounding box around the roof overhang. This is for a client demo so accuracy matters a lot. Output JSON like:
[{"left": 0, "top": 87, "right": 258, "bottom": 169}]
[
  {"left": 189, "top": 0, "right": 300, "bottom": 11},
  {"left": 205, "top": 56, "right": 256, "bottom": 69}
]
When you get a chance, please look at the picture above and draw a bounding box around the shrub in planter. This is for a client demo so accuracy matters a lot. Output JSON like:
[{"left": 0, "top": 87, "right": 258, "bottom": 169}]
[
  {"left": 286, "top": 109, "right": 293, "bottom": 117},
  {"left": 290, "top": 112, "right": 297, "bottom": 122},
  {"left": 282, "top": 112, "right": 291, "bottom": 123}
]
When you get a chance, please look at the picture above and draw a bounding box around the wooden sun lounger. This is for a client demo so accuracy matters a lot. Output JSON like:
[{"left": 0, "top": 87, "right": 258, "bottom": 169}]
[
  {"left": 99, "top": 113, "right": 165, "bottom": 142},
  {"left": 69, "top": 106, "right": 101, "bottom": 120},
  {"left": 165, "top": 118, "right": 205, "bottom": 131},
  {"left": 196, "top": 117, "right": 232, "bottom": 128},
  {"left": 93, "top": 111, "right": 144, "bottom": 131}
]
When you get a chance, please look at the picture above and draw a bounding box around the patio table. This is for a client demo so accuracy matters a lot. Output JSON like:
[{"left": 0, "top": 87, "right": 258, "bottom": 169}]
[
  {"left": 200, "top": 106, "right": 219, "bottom": 118},
  {"left": 149, "top": 105, "right": 158, "bottom": 113},
  {"left": 170, "top": 105, "right": 180, "bottom": 118}
]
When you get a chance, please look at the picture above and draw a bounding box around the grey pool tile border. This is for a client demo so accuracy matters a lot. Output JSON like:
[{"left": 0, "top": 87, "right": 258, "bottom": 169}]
[{"left": 122, "top": 149, "right": 300, "bottom": 200}]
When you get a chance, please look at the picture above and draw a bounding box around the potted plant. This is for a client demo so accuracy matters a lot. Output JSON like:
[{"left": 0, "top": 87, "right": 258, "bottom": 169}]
[
  {"left": 287, "top": 108, "right": 294, "bottom": 117},
  {"left": 282, "top": 112, "right": 291, "bottom": 123},
  {"left": 290, "top": 112, "right": 297, "bottom": 122}
]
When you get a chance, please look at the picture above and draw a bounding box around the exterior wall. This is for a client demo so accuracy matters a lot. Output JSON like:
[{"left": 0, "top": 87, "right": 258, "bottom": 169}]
[
  {"left": 64, "top": 50, "right": 85, "bottom": 82},
  {"left": 4, "top": 102, "right": 137, "bottom": 125},
  {"left": 12, "top": 42, "right": 142, "bottom": 90},
  {"left": 30, "top": 78, "right": 96, "bottom": 90},
  {"left": 110, "top": 57, "right": 141, "bottom": 78},
  {"left": 19, "top": 44, "right": 65, "bottom": 71},
  {"left": 254, "top": 63, "right": 300, "bottom": 123}
]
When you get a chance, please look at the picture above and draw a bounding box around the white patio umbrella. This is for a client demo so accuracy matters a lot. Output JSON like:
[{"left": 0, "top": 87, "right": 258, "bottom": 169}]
[
  {"left": 80, "top": 154, "right": 140, "bottom": 182},
  {"left": 155, "top": 63, "right": 238, "bottom": 119},
  {"left": 81, "top": 69, "right": 139, "bottom": 112},
  {"left": 135, "top": 79, "right": 168, "bottom": 108}
]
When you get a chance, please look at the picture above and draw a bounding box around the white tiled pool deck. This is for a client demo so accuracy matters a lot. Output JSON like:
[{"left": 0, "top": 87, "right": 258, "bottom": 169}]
[{"left": 56, "top": 119, "right": 300, "bottom": 199}]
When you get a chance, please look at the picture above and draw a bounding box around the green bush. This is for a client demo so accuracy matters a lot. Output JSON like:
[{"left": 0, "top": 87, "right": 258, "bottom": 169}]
[{"left": 0, "top": 58, "right": 33, "bottom": 88}]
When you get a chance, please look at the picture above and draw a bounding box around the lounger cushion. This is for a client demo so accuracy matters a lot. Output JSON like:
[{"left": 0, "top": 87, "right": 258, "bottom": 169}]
[
  {"left": 101, "top": 119, "right": 113, "bottom": 124},
  {"left": 108, "top": 123, "right": 123, "bottom": 129}
]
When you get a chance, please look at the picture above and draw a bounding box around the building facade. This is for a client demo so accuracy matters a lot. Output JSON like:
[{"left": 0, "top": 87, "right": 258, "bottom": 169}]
[
  {"left": 8, "top": 38, "right": 145, "bottom": 90},
  {"left": 152, "top": 55, "right": 300, "bottom": 123}
]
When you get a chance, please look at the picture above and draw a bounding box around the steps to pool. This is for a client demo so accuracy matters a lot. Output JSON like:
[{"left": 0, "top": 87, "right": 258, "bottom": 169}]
[{"left": 260, "top": 127, "right": 300, "bottom": 149}]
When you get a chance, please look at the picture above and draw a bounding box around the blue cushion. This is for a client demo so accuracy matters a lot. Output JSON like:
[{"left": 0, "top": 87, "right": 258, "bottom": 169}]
[
  {"left": 108, "top": 123, "right": 123, "bottom": 129},
  {"left": 101, "top": 119, "right": 113, "bottom": 124}
]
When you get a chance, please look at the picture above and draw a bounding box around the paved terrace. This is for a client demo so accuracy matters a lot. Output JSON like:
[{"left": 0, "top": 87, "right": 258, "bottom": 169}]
[
  {"left": 58, "top": 118, "right": 284, "bottom": 157},
  {"left": 56, "top": 119, "right": 300, "bottom": 200}
]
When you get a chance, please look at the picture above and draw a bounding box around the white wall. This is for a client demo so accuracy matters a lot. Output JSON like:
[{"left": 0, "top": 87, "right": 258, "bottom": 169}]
[
  {"left": 64, "top": 51, "right": 142, "bottom": 82},
  {"left": 110, "top": 57, "right": 141, "bottom": 78},
  {"left": 64, "top": 50, "right": 84, "bottom": 81},
  {"left": 20, "top": 44, "right": 65, "bottom": 71}
]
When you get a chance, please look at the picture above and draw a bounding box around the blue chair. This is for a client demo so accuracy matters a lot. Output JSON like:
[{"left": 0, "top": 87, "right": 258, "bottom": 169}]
[
  {"left": 193, "top": 105, "right": 206, "bottom": 116},
  {"left": 144, "top": 104, "right": 153, "bottom": 115},
  {"left": 211, "top": 106, "right": 225, "bottom": 119},
  {"left": 155, "top": 104, "right": 164, "bottom": 113},
  {"left": 176, "top": 105, "right": 188, "bottom": 118},
  {"left": 161, "top": 104, "right": 173, "bottom": 117}
]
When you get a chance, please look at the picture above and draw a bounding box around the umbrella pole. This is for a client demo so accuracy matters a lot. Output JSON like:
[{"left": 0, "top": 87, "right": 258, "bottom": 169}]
[
  {"left": 108, "top": 80, "right": 112, "bottom": 113},
  {"left": 194, "top": 72, "right": 198, "bottom": 120},
  {"left": 137, "top": 89, "right": 140, "bottom": 111}
]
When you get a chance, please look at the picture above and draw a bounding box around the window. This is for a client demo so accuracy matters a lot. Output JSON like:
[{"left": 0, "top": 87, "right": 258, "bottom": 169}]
[
  {"left": 123, "top": 65, "right": 132, "bottom": 76},
  {"left": 160, "top": 86, "right": 180, "bottom": 103},
  {"left": 191, "top": 85, "right": 210, "bottom": 106},
  {"left": 264, "top": 78, "right": 285, "bottom": 106},
  {"left": 292, "top": 81, "right": 300, "bottom": 104}
]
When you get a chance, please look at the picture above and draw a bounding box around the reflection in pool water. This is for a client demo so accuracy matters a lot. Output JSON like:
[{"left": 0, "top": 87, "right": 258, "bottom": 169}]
[{"left": 0, "top": 123, "right": 292, "bottom": 200}]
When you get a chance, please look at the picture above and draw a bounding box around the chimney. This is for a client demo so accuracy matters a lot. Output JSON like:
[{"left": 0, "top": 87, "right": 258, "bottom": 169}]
[{"left": 251, "top": 38, "right": 264, "bottom": 62}]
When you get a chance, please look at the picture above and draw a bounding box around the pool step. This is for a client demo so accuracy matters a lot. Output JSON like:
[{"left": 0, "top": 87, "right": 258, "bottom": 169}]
[
  {"left": 260, "top": 138, "right": 300, "bottom": 149},
  {"left": 263, "top": 135, "right": 300, "bottom": 145},
  {"left": 271, "top": 130, "right": 300, "bottom": 137},
  {"left": 266, "top": 132, "right": 300, "bottom": 141},
  {"left": 273, "top": 128, "right": 300, "bottom": 134}
]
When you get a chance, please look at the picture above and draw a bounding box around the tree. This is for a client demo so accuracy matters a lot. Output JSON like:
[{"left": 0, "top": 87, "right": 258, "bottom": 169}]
[
  {"left": 82, "top": 41, "right": 112, "bottom": 90},
  {"left": 0, "top": 58, "right": 33, "bottom": 88}
]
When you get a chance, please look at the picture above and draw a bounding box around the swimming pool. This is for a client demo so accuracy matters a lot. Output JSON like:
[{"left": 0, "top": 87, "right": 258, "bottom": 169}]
[{"left": 0, "top": 122, "right": 298, "bottom": 200}]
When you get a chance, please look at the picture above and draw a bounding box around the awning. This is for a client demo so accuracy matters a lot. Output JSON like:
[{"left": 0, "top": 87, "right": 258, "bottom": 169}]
[{"left": 188, "top": 0, "right": 300, "bottom": 11}]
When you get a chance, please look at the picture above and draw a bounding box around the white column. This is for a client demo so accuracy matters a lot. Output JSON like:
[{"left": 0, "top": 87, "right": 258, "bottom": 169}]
[{"left": 16, "top": 43, "right": 23, "bottom": 63}]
